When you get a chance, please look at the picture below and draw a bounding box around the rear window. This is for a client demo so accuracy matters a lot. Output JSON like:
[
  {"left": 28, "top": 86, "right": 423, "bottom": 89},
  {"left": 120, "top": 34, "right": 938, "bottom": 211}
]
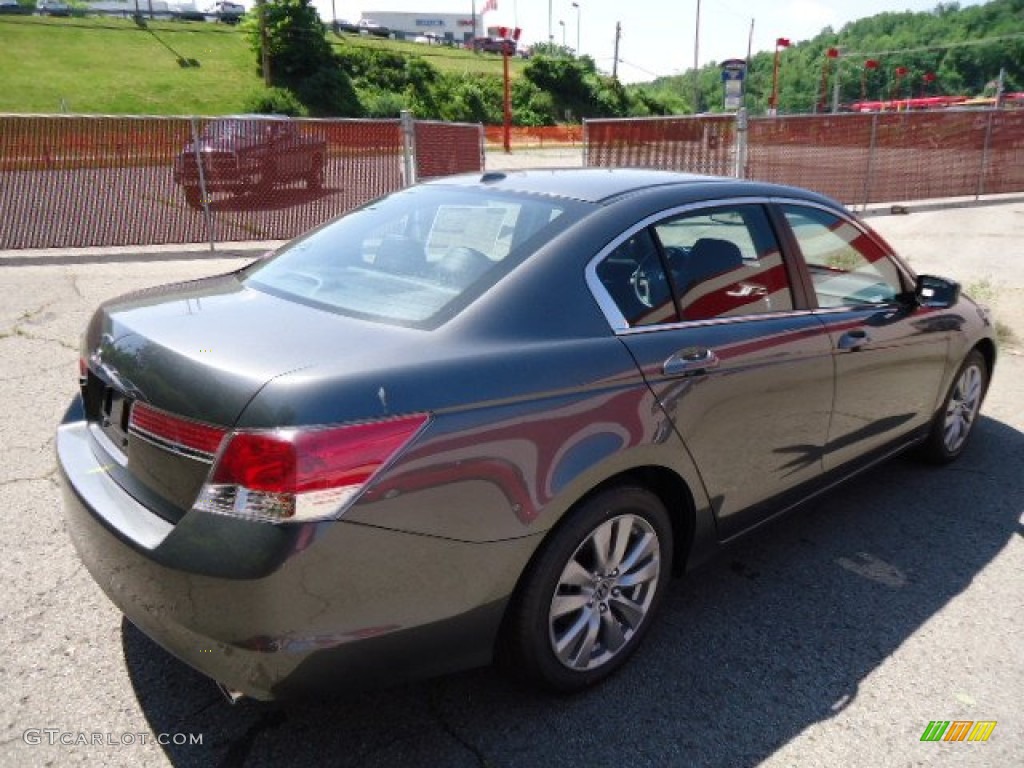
[{"left": 244, "top": 186, "right": 588, "bottom": 328}]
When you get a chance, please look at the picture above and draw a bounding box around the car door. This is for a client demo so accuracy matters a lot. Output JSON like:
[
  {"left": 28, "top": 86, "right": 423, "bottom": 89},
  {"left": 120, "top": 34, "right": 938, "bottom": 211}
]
[
  {"left": 588, "top": 202, "right": 835, "bottom": 539},
  {"left": 777, "top": 202, "right": 950, "bottom": 470}
]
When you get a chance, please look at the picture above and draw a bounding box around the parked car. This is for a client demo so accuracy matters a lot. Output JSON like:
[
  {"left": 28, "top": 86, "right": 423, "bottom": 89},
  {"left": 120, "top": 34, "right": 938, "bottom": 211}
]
[
  {"left": 206, "top": 1, "right": 243, "bottom": 23},
  {"left": 0, "top": 0, "right": 28, "bottom": 15},
  {"left": 357, "top": 18, "right": 390, "bottom": 37},
  {"left": 58, "top": 170, "right": 995, "bottom": 701},
  {"left": 172, "top": 115, "right": 326, "bottom": 209},
  {"left": 472, "top": 36, "right": 516, "bottom": 54},
  {"left": 36, "top": 0, "right": 70, "bottom": 15},
  {"left": 333, "top": 18, "right": 360, "bottom": 33}
]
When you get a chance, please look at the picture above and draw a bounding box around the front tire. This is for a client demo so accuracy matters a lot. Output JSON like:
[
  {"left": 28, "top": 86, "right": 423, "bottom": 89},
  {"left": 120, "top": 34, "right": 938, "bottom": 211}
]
[
  {"left": 921, "top": 349, "right": 988, "bottom": 464},
  {"left": 307, "top": 155, "right": 325, "bottom": 191},
  {"left": 503, "top": 486, "right": 673, "bottom": 692}
]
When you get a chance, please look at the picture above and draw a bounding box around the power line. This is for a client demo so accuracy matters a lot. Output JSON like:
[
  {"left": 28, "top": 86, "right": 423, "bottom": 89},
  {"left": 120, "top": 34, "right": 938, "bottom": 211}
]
[{"left": 838, "top": 32, "right": 1024, "bottom": 60}]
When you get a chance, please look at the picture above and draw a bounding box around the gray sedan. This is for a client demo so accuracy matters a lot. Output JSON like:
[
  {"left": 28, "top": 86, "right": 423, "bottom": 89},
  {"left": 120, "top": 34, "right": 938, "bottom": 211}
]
[{"left": 57, "top": 169, "right": 995, "bottom": 701}]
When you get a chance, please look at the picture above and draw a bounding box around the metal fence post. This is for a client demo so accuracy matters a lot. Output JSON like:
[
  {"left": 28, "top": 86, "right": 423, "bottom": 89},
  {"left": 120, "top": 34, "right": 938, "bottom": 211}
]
[
  {"left": 479, "top": 123, "right": 486, "bottom": 173},
  {"left": 582, "top": 119, "right": 590, "bottom": 167},
  {"left": 976, "top": 109, "right": 995, "bottom": 200},
  {"left": 400, "top": 110, "right": 417, "bottom": 187},
  {"left": 733, "top": 108, "right": 748, "bottom": 179},
  {"left": 861, "top": 112, "right": 879, "bottom": 211},
  {"left": 189, "top": 116, "right": 216, "bottom": 252}
]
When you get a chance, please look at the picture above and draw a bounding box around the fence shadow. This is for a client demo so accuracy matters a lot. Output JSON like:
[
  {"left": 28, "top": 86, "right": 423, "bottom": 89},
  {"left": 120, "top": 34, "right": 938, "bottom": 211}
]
[{"left": 122, "top": 414, "right": 1023, "bottom": 767}]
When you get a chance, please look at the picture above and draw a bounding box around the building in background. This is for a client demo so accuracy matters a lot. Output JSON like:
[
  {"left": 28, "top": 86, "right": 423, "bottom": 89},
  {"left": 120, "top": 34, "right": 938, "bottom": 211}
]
[{"left": 360, "top": 10, "right": 488, "bottom": 43}]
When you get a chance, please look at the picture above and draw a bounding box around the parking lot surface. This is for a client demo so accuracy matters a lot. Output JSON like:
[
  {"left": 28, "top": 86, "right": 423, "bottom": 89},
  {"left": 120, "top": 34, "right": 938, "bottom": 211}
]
[{"left": 0, "top": 202, "right": 1021, "bottom": 767}]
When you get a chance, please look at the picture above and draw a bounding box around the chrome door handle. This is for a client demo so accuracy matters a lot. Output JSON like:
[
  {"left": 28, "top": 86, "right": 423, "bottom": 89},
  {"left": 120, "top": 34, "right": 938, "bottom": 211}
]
[
  {"left": 663, "top": 347, "right": 720, "bottom": 377},
  {"left": 837, "top": 329, "right": 871, "bottom": 351}
]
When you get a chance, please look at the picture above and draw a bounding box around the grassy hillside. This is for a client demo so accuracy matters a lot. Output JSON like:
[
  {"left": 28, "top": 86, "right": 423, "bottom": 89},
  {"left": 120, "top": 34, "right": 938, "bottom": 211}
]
[{"left": 0, "top": 15, "right": 526, "bottom": 115}]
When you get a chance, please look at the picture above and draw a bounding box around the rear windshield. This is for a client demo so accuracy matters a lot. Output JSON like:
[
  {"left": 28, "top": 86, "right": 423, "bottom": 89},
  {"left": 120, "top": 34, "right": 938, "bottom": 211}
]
[{"left": 243, "top": 185, "right": 589, "bottom": 328}]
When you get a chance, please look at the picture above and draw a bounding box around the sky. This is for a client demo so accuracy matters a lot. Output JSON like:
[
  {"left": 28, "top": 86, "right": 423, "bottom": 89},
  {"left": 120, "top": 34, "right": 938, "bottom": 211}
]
[{"left": 309, "top": 0, "right": 986, "bottom": 83}]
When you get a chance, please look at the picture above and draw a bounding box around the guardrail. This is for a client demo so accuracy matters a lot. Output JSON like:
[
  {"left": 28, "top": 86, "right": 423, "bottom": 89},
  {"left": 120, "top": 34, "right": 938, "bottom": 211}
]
[
  {"left": 584, "top": 109, "right": 1024, "bottom": 207},
  {"left": 0, "top": 113, "right": 482, "bottom": 250}
]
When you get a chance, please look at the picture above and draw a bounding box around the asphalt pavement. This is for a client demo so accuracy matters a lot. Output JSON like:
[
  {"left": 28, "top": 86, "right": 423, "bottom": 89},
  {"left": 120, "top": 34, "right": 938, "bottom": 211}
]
[{"left": 0, "top": 198, "right": 1021, "bottom": 768}]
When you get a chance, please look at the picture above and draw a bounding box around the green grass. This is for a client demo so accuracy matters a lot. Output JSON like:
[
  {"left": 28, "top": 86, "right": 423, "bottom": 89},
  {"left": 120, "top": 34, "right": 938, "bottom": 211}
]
[
  {"left": 328, "top": 31, "right": 527, "bottom": 79},
  {"left": 0, "top": 16, "right": 525, "bottom": 116}
]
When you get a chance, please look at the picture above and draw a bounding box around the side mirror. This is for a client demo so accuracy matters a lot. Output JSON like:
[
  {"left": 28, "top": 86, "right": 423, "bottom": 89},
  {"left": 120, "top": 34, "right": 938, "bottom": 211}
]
[{"left": 915, "top": 274, "right": 960, "bottom": 308}]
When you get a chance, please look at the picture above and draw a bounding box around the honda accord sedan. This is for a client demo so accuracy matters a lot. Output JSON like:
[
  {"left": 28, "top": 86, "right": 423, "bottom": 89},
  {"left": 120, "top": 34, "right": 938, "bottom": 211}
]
[{"left": 58, "top": 169, "right": 995, "bottom": 701}]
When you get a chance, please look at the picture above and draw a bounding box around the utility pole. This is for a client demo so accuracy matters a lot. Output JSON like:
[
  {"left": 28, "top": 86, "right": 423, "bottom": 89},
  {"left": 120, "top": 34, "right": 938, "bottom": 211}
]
[
  {"left": 693, "top": 0, "right": 701, "bottom": 113},
  {"left": 258, "top": 0, "right": 270, "bottom": 86},
  {"left": 612, "top": 21, "right": 621, "bottom": 80}
]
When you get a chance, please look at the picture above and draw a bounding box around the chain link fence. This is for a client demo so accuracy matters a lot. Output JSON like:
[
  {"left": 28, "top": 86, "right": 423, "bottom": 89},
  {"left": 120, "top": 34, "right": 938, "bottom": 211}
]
[
  {"left": 0, "top": 113, "right": 483, "bottom": 251},
  {"left": 584, "top": 109, "right": 1024, "bottom": 207}
]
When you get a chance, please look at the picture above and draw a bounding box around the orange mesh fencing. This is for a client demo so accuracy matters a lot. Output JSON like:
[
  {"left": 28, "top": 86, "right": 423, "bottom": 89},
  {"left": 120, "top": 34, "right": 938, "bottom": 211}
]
[
  {"left": 482, "top": 125, "right": 583, "bottom": 147},
  {"left": 584, "top": 110, "right": 1024, "bottom": 207},
  {"left": 584, "top": 116, "right": 737, "bottom": 176},
  {"left": 414, "top": 121, "right": 483, "bottom": 180}
]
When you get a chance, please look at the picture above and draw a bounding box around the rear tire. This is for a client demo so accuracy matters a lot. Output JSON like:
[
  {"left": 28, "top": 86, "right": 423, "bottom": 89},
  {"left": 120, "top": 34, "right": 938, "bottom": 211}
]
[
  {"left": 502, "top": 486, "right": 673, "bottom": 692},
  {"left": 920, "top": 349, "right": 987, "bottom": 464},
  {"left": 183, "top": 186, "right": 203, "bottom": 210}
]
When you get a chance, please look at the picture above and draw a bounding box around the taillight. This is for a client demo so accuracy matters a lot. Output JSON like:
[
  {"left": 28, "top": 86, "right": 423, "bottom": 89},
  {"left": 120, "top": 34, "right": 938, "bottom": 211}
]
[
  {"left": 129, "top": 402, "right": 228, "bottom": 459},
  {"left": 194, "top": 414, "right": 429, "bottom": 524}
]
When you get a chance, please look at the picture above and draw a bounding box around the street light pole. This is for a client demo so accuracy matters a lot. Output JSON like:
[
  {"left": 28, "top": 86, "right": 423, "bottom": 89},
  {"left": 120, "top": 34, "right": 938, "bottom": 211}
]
[
  {"left": 572, "top": 2, "right": 581, "bottom": 55},
  {"left": 559, "top": 19, "right": 565, "bottom": 47},
  {"left": 769, "top": 37, "right": 790, "bottom": 115},
  {"left": 548, "top": 0, "right": 552, "bottom": 42}
]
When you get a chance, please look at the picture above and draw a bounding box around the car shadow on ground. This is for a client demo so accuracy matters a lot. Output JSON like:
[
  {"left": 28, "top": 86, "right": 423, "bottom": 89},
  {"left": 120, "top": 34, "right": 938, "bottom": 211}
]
[
  {"left": 122, "top": 414, "right": 1023, "bottom": 768},
  {"left": 204, "top": 186, "right": 341, "bottom": 214}
]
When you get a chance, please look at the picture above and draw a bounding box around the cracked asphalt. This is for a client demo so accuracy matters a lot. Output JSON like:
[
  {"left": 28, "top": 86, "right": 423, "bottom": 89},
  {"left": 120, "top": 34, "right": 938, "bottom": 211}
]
[{"left": 1, "top": 201, "right": 1022, "bottom": 768}]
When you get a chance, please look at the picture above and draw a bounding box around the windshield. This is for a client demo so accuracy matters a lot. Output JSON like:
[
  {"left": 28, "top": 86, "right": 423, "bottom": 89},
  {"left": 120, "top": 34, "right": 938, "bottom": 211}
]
[
  {"left": 202, "top": 119, "right": 279, "bottom": 140},
  {"left": 243, "top": 185, "right": 590, "bottom": 328}
]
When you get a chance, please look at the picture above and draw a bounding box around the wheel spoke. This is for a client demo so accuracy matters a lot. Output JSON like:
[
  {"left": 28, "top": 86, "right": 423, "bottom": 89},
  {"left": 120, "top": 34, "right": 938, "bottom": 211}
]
[
  {"left": 605, "top": 517, "right": 631, "bottom": 573},
  {"left": 615, "top": 558, "right": 659, "bottom": 589},
  {"left": 553, "top": 608, "right": 593, "bottom": 665},
  {"left": 617, "top": 531, "right": 656, "bottom": 575},
  {"left": 551, "top": 592, "right": 591, "bottom": 619},
  {"left": 589, "top": 519, "right": 614, "bottom": 572},
  {"left": 608, "top": 593, "right": 645, "bottom": 629},
  {"left": 559, "top": 558, "right": 593, "bottom": 588},
  {"left": 600, "top": 610, "right": 627, "bottom": 652},
  {"left": 566, "top": 609, "right": 602, "bottom": 668}
]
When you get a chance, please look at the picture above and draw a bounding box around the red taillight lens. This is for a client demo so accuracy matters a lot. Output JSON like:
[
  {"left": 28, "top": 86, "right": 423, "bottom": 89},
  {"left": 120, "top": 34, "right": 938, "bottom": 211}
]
[
  {"left": 195, "top": 414, "right": 429, "bottom": 523},
  {"left": 129, "top": 402, "right": 228, "bottom": 458}
]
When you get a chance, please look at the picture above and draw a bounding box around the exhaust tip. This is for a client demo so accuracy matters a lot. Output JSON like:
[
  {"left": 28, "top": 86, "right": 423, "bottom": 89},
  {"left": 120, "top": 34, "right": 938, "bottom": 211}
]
[{"left": 217, "top": 682, "right": 246, "bottom": 705}]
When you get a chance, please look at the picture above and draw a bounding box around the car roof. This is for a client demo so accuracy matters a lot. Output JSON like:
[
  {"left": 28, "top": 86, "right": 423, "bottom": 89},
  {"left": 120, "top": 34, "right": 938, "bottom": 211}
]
[{"left": 429, "top": 168, "right": 833, "bottom": 207}]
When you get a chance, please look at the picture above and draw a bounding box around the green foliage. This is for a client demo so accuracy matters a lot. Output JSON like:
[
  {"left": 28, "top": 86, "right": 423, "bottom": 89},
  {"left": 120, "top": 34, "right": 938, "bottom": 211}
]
[
  {"left": 635, "top": 0, "right": 1023, "bottom": 114},
  {"left": 434, "top": 73, "right": 505, "bottom": 124},
  {"left": 241, "top": 86, "right": 308, "bottom": 116},
  {"left": 241, "top": 0, "right": 360, "bottom": 116}
]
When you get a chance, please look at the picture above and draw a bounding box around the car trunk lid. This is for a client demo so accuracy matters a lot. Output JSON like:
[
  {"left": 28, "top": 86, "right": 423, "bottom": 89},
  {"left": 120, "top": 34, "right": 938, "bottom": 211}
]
[{"left": 81, "top": 272, "right": 417, "bottom": 523}]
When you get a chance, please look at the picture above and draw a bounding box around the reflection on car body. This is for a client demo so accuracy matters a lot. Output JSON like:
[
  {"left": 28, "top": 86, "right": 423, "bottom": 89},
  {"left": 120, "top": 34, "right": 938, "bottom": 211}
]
[{"left": 57, "top": 169, "right": 996, "bottom": 701}]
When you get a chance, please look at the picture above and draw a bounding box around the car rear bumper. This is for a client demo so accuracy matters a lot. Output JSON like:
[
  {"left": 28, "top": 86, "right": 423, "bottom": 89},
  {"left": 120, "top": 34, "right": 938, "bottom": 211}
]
[{"left": 57, "top": 413, "right": 539, "bottom": 700}]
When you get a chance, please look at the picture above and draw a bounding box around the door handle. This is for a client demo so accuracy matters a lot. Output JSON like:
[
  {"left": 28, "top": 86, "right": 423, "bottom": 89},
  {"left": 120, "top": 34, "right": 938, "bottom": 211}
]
[
  {"left": 663, "top": 347, "right": 720, "bottom": 377},
  {"left": 837, "top": 329, "right": 871, "bottom": 351}
]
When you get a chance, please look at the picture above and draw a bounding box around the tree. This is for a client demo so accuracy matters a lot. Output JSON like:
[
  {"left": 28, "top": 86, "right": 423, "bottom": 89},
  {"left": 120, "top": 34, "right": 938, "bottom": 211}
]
[{"left": 242, "top": 0, "right": 360, "bottom": 116}]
